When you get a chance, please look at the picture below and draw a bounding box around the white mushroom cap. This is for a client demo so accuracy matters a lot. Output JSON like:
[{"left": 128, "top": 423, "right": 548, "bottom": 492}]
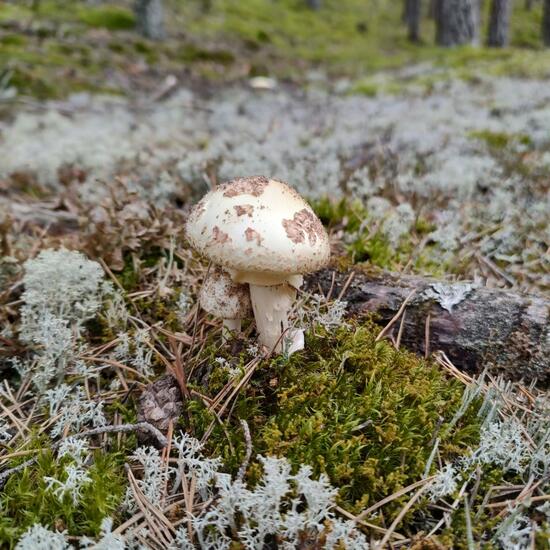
[
  {"left": 186, "top": 177, "right": 330, "bottom": 285},
  {"left": 199, "top": 267, "right": 252, "bottom": 320}
]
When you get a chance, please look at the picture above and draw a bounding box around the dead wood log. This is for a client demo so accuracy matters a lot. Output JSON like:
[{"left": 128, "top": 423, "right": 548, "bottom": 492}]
[{"left": 305, "top": 269, "right": 550, "bottom": 384}]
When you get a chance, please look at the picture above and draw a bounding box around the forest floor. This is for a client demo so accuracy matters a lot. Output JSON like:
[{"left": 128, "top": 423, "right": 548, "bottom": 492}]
[{"left": 0, "top": 1, "right": 549, "bottom": 549}]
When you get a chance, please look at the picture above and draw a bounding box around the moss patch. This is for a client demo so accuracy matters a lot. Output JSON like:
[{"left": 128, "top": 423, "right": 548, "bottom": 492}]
[
  {"left": 0, "top": 437, "right": 126, "bottom": 546},
  {"left": 76, "top": 5, "right": 135, "bottom": 31},
  {"left": 188, "top": 321, "right": 482, "bottom": 532},
  {"left": 469, "top": 129, "right": 532, "bottom": 149},
  {"left": 312, "top": 197, "right": 443, "bottom": 275}
]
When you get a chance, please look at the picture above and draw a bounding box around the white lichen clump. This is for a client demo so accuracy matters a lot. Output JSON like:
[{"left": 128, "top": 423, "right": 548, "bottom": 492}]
[
  {"left": 16, "top": 518, "right": 125, "bottom": 550},
  {"left": 186, "top": 456, "right": 369, "bottom": 549},
  {"left": 494, "top": 509, "right": 534, "bottom": 550},
  {"left": 469, "top": 419, "right": 527, "bottom": 473},
  {"left": 15, "top": 249, "right": 107, "bottom": 391},
  {"left": 114, "top": 330, "right": 155, "bottom": 378},
  {"left": 296, "top": 293, "right": 349, "bottom": 331},
  {"left": 43, "top": 384, "right": 106, "bottom": 437},
  {"left": 423, "top": 282, "right": 477, "bottom": 313},
  {"left": 428, "top": 464, "right": 458, "bottom": 501},
  {"left": 3, "top": 76, "right": 548, "bottom": 287},
  {"left": 121, "top": 433, "right": 369, "bottom": 549},
  {"left": 80, "top": 518, "right": 126, "bottom": 549},
  {"left": 123, "top": 446, "right": 170, "bottom": 513},
  {"left": 20, "top": 248, "right": 104, "bottom": 326},
  {"left": 15, "top": 524, "right": 72, "bottom": 550}
]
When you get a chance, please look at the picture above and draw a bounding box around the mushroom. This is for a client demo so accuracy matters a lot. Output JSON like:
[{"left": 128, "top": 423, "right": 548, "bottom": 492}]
[
  {"left": 186, "top": 176, "right": 330, "bottom": 354},
  {"left": 199, "top": 267, "right": 252, "bottom": 341}
]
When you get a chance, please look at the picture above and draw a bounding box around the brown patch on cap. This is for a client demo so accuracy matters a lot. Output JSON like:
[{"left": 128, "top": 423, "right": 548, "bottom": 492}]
[
  {"left": 282, "top": 208, "right": 325, "bottom": 246},
  {"left": 212, "top": 226, "right": 231, "bottom": 244},
  {"left": 234, "top": 204, "right": 255, "bottom": 217},
  {"left": 221, "top": 176, "right": 269, "bottom": 198},
  {"left": 245, "top": 227, "right": 263, "bottom": 245}
]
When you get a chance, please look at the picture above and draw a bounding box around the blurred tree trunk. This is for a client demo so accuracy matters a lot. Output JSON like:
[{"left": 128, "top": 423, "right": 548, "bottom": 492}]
[
  {"left": 488, "top": 0, "right": 512, "bottom": 46},
  {"left": 405, "top": 0, "right": 422, "bottom": 41},
  {"left": 307, "top": 0, "right": 322, "bottom": 9},
  {"left": 435, "top": 0, "right": 479, "bottom": 46},
  {"left": 544, "top": 0, "right": 550, "bottom": 45},
  {"left": 134, "top": 0, "right": 165, "bottom": 41},
  {"left": 525, "top": 0, "right": 536, "bottom": 9},
  {"left": 472, "top": 0, "right": 482, "bottom": 44}
]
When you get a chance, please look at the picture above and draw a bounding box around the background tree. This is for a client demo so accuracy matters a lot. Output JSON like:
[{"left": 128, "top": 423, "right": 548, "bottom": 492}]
[
  {"left": 435, "top": 0, "right": 480, "bottom": 46},
  {"left": 544, "top": 0, "right": 550, "bottom": 45},
  {"left": 134, "top": 0, "right": 165, "bottom": 40},
  {"left": 307, "top": 0, "right": 322, "bottom": 9},
  {"left": 488, "top": 0, "right": 512, "bottom": 46},
  {"left": 405, "top": 0, "right": 422, "bottom": 42}
]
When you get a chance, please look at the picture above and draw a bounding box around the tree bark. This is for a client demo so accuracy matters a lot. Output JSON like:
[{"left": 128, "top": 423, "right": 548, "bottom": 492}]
[
  {"left": 405, "top": 0, "right": 422, "bottom": 42},
  {"left": 488, "top": 0, "right": 512, "bottom": 46},
  {"left": 305, "top": 268, "right": 550, "bottom": 384},
  {"left": 134, "top": 0, "right": 165, "bottom": 41},
  {"left": 435, "top": 0, "right": 479, "bottom": 46},
  {"left": 307, "top": 0, "right": 322, "bottom": 9},
  {"left": 543, "top": 0, "right": 550, "bottom": 46}
]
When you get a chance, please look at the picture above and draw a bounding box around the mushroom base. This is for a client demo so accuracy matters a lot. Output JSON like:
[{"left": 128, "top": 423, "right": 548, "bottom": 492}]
[
  {"left": 249, "top": 283, "right": 303, "bottom": 355},
  {"left": 222, "top": 318, "right": 241, "bottom": 342}
]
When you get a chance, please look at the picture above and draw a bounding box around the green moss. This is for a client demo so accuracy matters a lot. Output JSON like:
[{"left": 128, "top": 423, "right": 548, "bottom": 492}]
[
  {"left": 118, "top": 259, "right": 140, "bottom": 292},
  {"left": 5, "top": 65, "right": 59, "bottom": 100},
  {"left": 189, "top": 321, "right": 482, "bottom": 529},
  {"left": 510, "top": 2, "right": 544, "bottom": 49},
  {"left": 181, "top": 0, "right": 415, "bottom": 74},
  {"left": 0, "top": 436, "right": 126, "bottom": 546},
  {"left": 352, "top": 81, "right": 380, "bottom": 97},
  {"left": 415, "top": 216, "right": 436, "bottom": 235},
  {"left": 469, "top": 130, "right": 532, "bottom": 149},
  {"left": 77, "top": 5, "right": 135, "bottom": 31},
  {"left": 313, "top": 196, "right": 364, "bottom": 233},
  {"left": 0, "top": 4, "right": 33, "bottom": 22},
  {"left": 0, "top": 34, "right": 28, "bottom": 47},
  {"left": 177, "top": 44, "right": 235, "bottom": 65},
  {"left": 4, "top": 0, "right": 550, "bottom": 100},
  {"left": 311, "top": 197, "right": 445, "bottom": 274}
]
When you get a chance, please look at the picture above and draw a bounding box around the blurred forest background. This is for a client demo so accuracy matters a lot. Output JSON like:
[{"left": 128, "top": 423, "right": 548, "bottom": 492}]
[{"left": 2, "top": 0, "right": 550, "bottom": 101}]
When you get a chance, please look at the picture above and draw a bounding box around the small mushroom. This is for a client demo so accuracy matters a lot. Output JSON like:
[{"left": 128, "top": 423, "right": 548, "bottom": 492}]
[
  {"left": 186, "top": 176, "right": 330, "bottom": 354},
  {"left": 199, "top": 267, "right": 252, "bottom": 341}
]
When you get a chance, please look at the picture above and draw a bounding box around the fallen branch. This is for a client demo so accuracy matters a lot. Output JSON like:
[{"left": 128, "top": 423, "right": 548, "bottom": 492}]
[
  {"left": 237, "top": 419, "right": 252, "bottom": 482},
  {"left": 306, "top": 269, "right": 550, "bottom": 384}
]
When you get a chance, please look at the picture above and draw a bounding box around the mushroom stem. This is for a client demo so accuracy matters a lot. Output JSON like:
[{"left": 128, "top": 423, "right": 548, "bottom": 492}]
[
  {"left": 222, "top": 318, "right": 241, "bottom": 342},
  {"left": 249, "top": 283, "right": 302, "bottom": 354}
]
